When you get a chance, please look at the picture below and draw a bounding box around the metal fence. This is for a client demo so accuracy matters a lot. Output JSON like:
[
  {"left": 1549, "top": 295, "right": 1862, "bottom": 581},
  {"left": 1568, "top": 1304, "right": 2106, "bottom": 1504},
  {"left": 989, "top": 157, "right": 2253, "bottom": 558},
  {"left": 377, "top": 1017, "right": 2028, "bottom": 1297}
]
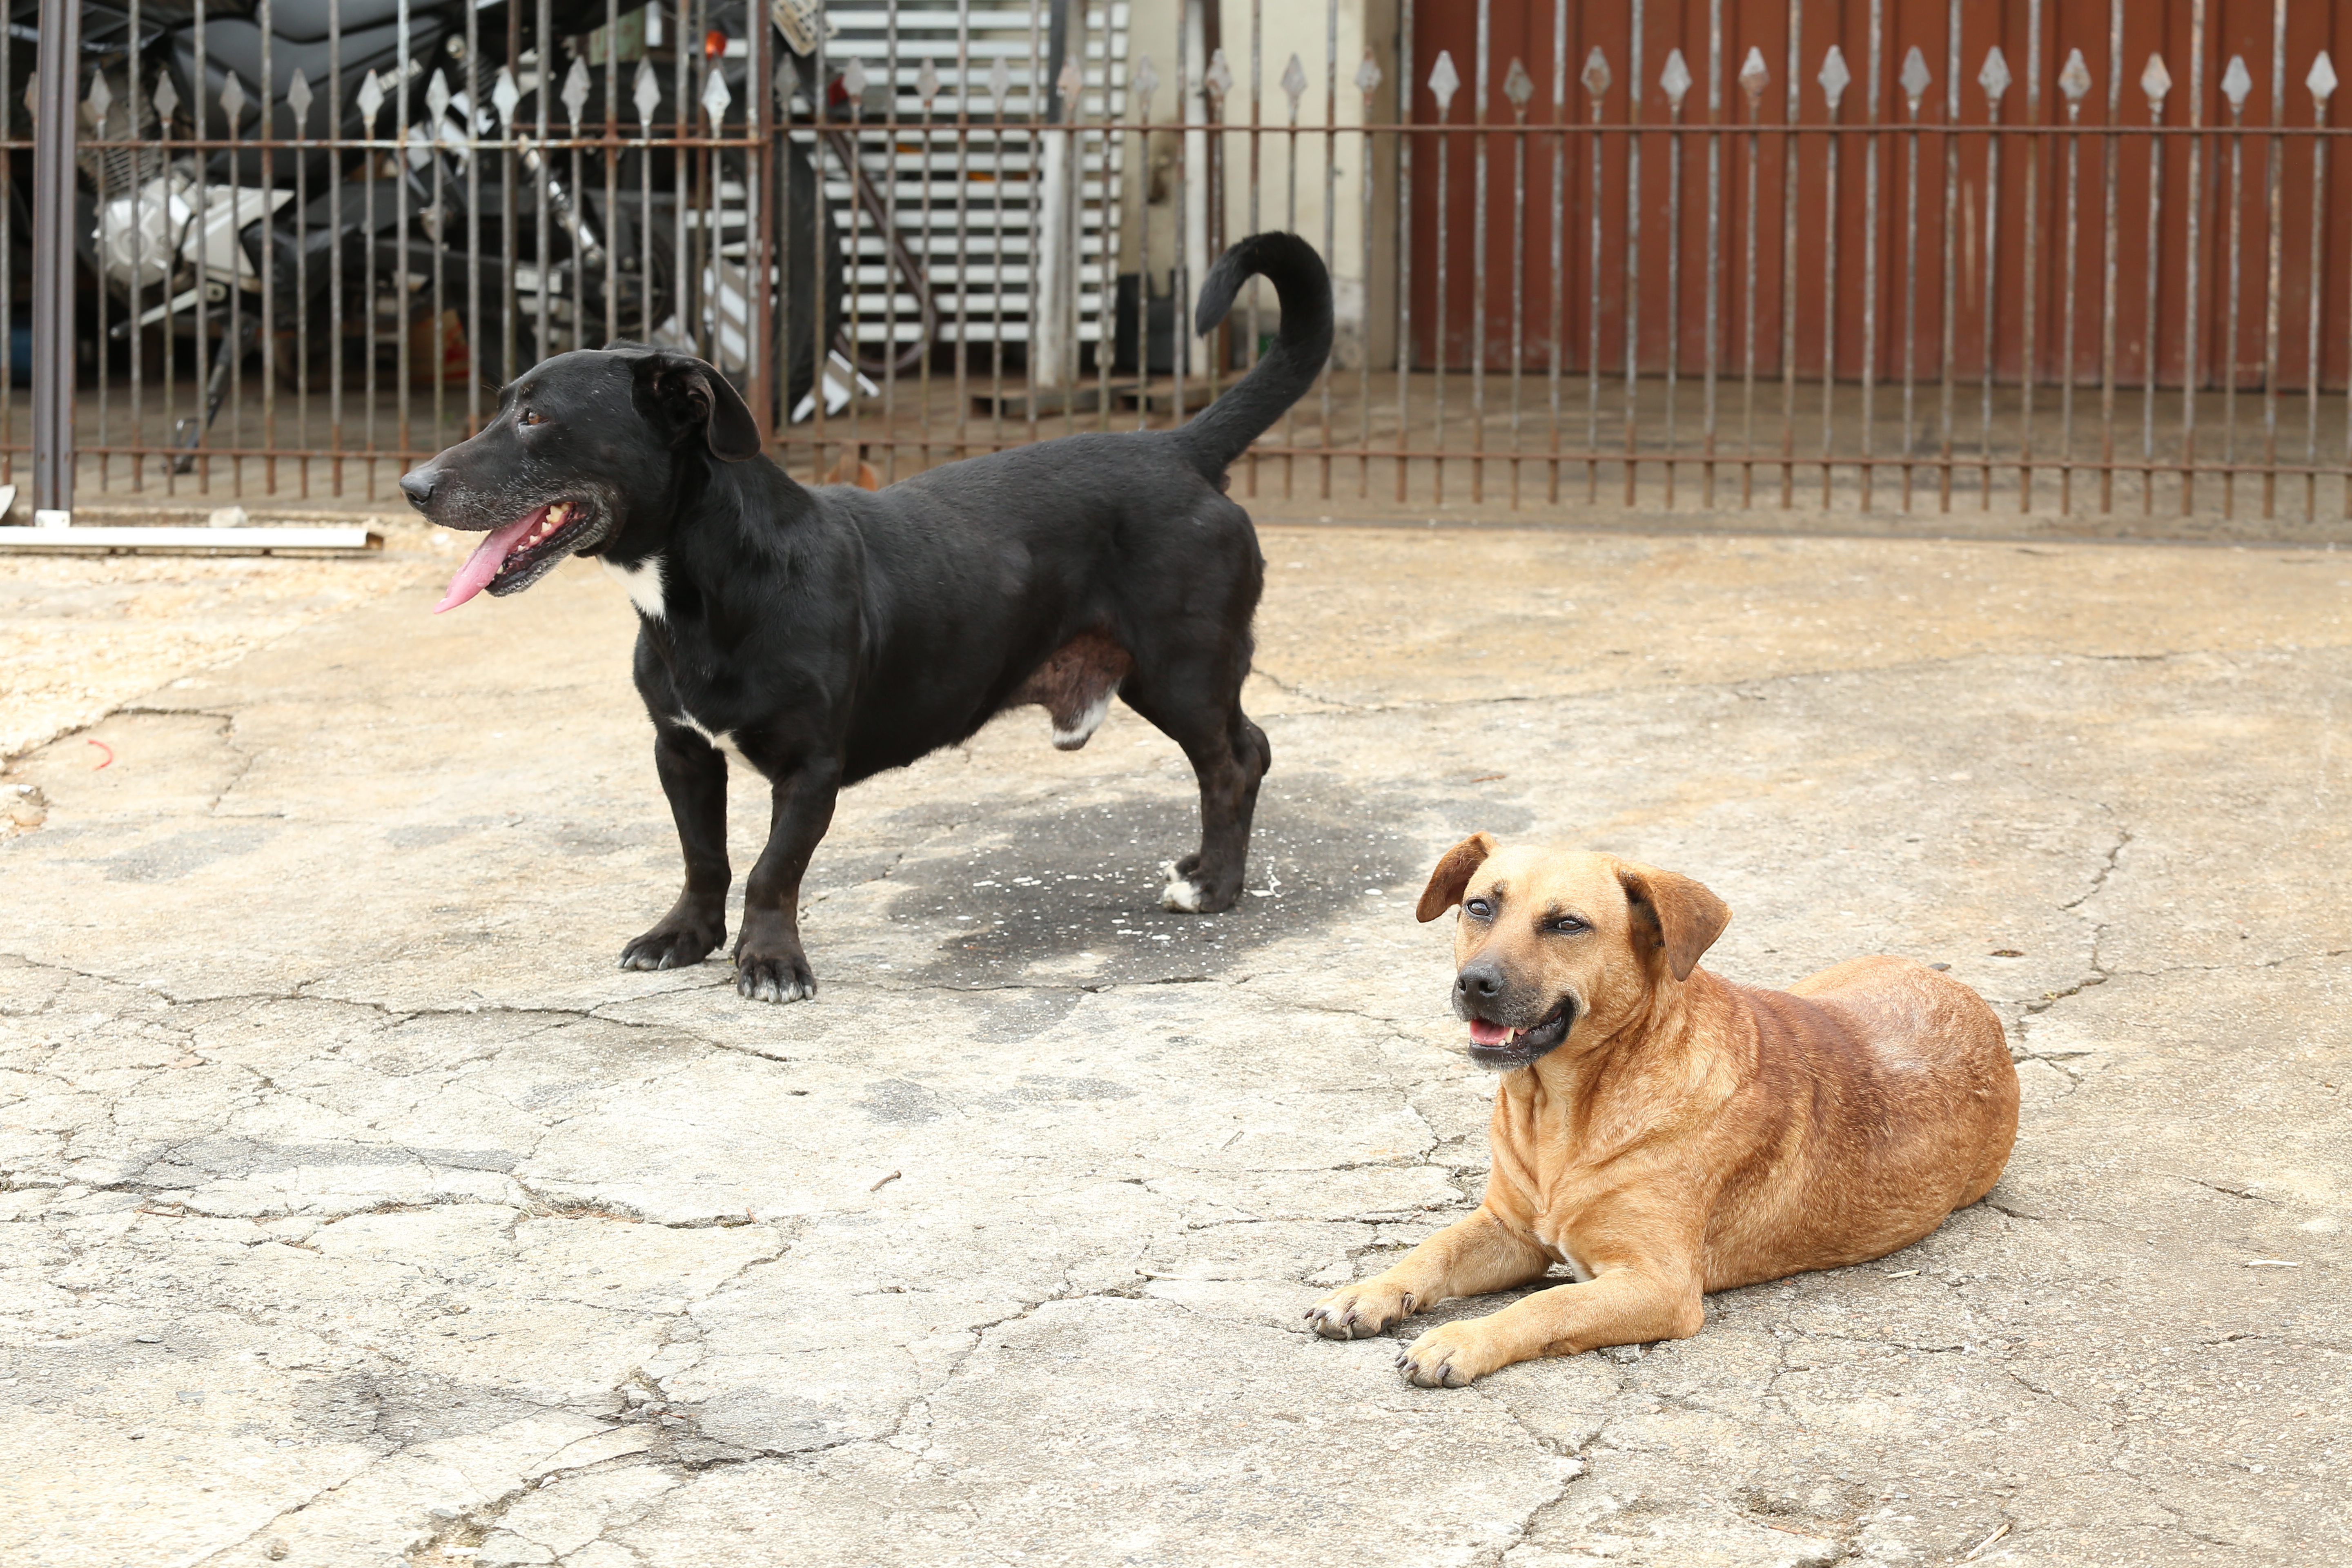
[{"left": 15, "top": 0, "right": 2352, "bottom": 528}]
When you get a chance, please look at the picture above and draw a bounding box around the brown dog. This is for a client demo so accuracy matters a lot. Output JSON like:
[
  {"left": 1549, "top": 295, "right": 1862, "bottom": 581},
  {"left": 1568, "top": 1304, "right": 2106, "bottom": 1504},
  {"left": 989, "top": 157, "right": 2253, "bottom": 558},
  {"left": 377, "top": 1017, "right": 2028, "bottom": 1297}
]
[{"left": 1307, "top": 834, "right": 2018, "bottom": 1388}]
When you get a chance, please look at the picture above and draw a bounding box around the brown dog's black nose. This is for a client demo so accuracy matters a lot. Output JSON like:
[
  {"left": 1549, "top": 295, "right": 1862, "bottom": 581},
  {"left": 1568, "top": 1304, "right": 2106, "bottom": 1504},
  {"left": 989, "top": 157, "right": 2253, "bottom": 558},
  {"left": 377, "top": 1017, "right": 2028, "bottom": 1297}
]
[
  {"left": 1456, "top": 961, "right": 1505, "bottom": 1003},
  {"left": 399, "top": 468, "right": 437, "bottom": 508}
]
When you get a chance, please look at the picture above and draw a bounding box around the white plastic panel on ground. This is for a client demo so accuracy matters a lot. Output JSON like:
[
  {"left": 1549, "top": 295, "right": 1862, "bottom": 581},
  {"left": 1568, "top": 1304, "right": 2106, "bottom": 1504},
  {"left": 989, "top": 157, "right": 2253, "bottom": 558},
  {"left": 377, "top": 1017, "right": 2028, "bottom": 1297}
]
[{"left": 800, "top": 1, "right": 1129, "bottom": 349}]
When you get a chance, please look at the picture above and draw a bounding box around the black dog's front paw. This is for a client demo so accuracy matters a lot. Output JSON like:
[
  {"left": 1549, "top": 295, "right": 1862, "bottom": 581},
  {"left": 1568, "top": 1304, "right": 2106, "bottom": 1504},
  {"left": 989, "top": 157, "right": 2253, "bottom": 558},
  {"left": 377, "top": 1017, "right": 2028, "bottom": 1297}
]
[
  {"left": 619, "top": 917, "right": 726, "bottom": 971},
  {"left": 735, "top": 945, "right": 816, "bottom": 1003}
]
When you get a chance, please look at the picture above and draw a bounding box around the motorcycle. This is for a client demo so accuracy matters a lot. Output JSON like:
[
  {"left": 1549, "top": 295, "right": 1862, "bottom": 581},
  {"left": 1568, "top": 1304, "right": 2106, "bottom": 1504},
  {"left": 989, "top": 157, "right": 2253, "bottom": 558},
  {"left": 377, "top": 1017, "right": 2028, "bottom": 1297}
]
[{"left": 27, "top": 0, "right": 854, "bottom": 467}]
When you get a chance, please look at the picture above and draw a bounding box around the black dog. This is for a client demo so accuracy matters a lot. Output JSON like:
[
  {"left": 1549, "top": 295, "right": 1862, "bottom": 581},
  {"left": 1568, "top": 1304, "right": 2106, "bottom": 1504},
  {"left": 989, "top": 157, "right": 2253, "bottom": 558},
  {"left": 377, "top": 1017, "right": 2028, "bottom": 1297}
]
[{"left": 401, "top": 232, "right": 1332, "bottom": 1002}]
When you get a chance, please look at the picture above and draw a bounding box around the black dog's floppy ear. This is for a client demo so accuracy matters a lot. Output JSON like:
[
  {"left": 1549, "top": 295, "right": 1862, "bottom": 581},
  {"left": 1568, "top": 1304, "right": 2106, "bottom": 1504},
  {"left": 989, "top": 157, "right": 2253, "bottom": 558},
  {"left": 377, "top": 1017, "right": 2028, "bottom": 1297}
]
[
  {"left": 1615, "top": 862, "right": 1731, "bottom": 982},
  {"left": 1417, "top": 832, "right": 1499, "bottom": 922},
  {"left": 634, "top": 351, "right": 764, "bottom": 462}
]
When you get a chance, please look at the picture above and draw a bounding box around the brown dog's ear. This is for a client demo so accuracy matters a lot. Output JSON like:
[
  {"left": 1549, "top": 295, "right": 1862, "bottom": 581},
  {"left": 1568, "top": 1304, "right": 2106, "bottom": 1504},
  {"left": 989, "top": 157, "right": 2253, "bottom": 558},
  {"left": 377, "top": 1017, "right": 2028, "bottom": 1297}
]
[
  {"left": 636, "top": 351, "right": 765, "bottom": 462},
  {"left": 1416, "top": 832, "right": 1499, "bottom": 922},
  {"left": 1616, "top": 864, "right": 1731, "bottom": 982}
]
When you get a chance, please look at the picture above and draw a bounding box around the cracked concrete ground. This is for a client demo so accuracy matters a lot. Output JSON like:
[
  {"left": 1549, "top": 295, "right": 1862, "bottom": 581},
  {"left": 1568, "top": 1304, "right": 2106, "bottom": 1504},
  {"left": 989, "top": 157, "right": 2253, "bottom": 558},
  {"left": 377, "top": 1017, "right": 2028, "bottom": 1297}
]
[{"left": 1, "top": 523, "right": 2345, "bottom": 1567}]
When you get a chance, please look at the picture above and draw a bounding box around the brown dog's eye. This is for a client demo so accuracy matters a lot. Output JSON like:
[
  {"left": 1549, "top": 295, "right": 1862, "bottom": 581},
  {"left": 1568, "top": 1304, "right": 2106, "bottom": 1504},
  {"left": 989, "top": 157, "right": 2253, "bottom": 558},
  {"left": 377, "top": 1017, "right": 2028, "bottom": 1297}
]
[
  {"left": 1464, "top": 898, "right": 1493, "bottom": 920},
  {"left": 1554, "top": 916, "right": 1589, "bottom": 934}
]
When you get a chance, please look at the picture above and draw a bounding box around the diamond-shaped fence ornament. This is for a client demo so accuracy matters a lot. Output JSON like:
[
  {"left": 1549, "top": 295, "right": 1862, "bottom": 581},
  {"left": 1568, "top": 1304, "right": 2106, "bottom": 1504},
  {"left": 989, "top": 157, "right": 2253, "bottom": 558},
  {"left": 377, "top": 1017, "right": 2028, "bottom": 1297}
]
[
  {"left": 988, "top": 57, "right": 1011, "bottom": 106},
  {"left": 1818, "top": 46, "right": 1851, "bottom": 111},
  {"left": 2141, "top": 53, "right": 2172, "bottom": 109},
  {"left": 1503, "top": 58, "right": 1534, "bottom": 114},
  {"left": 1283, "top": 52, "right": 1310, "bottom": 110},
  {"left": 563, "top": 57, "right": 591, "bottom": 130},
  {"left": 917, "top": 58, "right": 941, "bottom": 102},
  {"left": 151, "top": 70, "right": 179, "bottom": 126},
  {"left": 1738, "top": 47, "right": 1769, "bottom": 107},
  {"left": 85, "top": 69, "right": 112, "bottom": 127},
  {"left": 1132, "top": 56, "right": 1159, "bottom": 109},
  {"left": 1581, "top": 47, "right": 1612, "bottom": 100},
  {"left": 492, "top": 66, "right": 521, "bottom": 128},
  {"left": 2310, "top": 51, "right": 2339, "bottom": 107},
  {"left": 1659, "top": 49, "right": 1691, "bottom": 110},
  {"left": 1899, "top": 46, "right": 1931, "bottom": 114},
  {"left": 2058, "top": 48, "right": 2092, "bottom": 106},
  {"left": 701, "top": 65, "right": 732, "bottom": 126},
  {"left": 1356, "top": 50, "right": 1383, "bottom": 98},
  {"left": 1203, "top": 49, "right": 1233, "bottom": 104},
  {"left": 357, "top": 69, "right": 385, "bottom": 131},
  {"left": 841, "top": 57, "right": 868, "bottom": 105},
  {"left": 286, "top": 68, "right": 314, "bottom": 130},
  {"left": 1978, "top": 45, "right": 2011, "bottom": 105},
  {"left": 219, "top": 71, "right": 247, "bottom": 129},
  {"left": 635, "top": 58, "right": 661, "bottom": 125},
  {"left": 1428, "top": 50, "right": 1460, "bottom": 116},
  {"left": 1058, "top": 57, "right": 1083, "bottom": 108},
  {"left": 427, "top": 68, "right": 451, "bottom": 125},
  {"left": 2221, "top": 55, "right": 2252, "bottom": 114}
]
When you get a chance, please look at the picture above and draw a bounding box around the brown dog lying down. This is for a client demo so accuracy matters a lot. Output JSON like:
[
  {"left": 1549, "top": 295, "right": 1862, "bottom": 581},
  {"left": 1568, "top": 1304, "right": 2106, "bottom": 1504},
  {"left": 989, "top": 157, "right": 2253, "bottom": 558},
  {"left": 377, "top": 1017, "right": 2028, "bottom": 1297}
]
[{"left": 1307, "top": 835, "right": 2018, "bottom": 1388}]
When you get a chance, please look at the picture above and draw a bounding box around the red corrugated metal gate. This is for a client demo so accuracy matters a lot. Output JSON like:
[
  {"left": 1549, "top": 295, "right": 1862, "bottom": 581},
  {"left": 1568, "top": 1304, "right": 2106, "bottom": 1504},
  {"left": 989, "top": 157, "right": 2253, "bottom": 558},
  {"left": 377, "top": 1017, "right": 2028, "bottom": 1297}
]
[{"left": 1410, "top": 0, "right": 2352, "bottom": 392}]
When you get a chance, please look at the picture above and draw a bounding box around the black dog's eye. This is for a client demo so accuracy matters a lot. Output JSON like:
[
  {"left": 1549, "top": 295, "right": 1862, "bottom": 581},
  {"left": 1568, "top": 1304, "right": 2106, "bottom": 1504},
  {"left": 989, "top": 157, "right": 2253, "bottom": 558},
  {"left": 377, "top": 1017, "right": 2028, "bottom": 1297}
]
[
  {"left": 518, "top": 408, "right": 545, "bottom": 427},
  {"left": 1464, "top": 898, "right": 1493, "bottom": 920}
]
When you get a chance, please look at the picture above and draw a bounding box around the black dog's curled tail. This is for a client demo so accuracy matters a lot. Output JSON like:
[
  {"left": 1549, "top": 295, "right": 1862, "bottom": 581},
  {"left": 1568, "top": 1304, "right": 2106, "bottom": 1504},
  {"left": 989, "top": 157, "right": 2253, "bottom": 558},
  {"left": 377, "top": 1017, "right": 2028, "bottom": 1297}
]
[{"left": 1173, "top": 233, "right": 1335, "bottom": 481}]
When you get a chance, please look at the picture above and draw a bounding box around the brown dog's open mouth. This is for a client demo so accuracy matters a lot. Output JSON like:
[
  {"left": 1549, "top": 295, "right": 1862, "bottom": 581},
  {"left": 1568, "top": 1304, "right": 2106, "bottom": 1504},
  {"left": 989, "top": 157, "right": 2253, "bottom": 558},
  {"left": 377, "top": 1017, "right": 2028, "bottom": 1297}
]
[
  {"left": 1466, "top": 998, "right": 1575, "bottom": 1068},
  {"left": 435, "top": 499, "right": 605, "bottom": 612}
]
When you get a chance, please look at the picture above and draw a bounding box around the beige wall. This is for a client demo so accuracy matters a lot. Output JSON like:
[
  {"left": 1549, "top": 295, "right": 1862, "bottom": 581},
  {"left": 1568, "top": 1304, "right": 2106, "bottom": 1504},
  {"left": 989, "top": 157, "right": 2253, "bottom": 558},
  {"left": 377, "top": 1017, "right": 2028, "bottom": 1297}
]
[{"left": 1116, "top": 0, "right": 1397, "bottom": 370}]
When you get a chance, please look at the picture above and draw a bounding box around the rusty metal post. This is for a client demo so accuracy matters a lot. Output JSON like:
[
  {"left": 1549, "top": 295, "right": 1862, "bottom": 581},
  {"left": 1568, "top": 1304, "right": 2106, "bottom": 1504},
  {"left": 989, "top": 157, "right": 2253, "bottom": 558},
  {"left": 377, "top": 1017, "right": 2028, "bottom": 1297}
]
[{"left": 30, "top": 0, "right": 82, "bottom": 518}]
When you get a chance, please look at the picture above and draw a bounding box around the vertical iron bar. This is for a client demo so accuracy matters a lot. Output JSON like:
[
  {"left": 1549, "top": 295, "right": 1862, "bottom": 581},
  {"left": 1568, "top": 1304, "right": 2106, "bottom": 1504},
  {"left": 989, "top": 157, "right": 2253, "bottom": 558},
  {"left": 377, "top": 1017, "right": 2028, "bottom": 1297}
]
[
  {"left": 2061, "top": 70, "right": 2083, "bottom": 515},
  {"left": 2180, "top": 3, "right": 2206, "bottom": 517},
  {"left": 1360, "top": 47, "right": 1379, "bottom": 497},
  {"left": 128, "top": 0, "right": 145, "bottom": 493},
  {"left": 2306, "top": 52, "right": 2330, "bottom": 523},
  {"left": 396, "top": 0, "right": 413, "bottom": 490},
  {"left": 1780, "top": 0, "right": 1800, "bottom": 509},
  {"left": 1624, "top": 0, "right": 1644, "bottom": 509},
  {"left": 2100, "top": 0, "right": 2121, "bottom": 515},
  {"left": 1900, "top": 47, "right": 1922, "bottom": 514},
  {"left": 2018, "top": 2, "right": 2042, "bottom": 512},
  {"left": 1981, "top": 47, "right": 2002, "bottom": 508},
  {"left": 1471, "top": 7, "right": 1489, "bottom": 508},
  {"left": 1135, "top": 53, "right": 1153, "bottom": 437},
  {"left": 2258, "top": 4, "right": 2285, "bottom": 521},
  {"left": 1937, "top": 7, "right": 1958, "bottom": 514},
  {"left": 1432, "top": 54, "right": 1453, "bottom": 508},
  {"left": 1396, "top": 0, "right": 1413, "bottom": 503},
  {"left": 1321, "top": 0, "right": 1339, "bottom": 500},
  {"left": 2, "top": 0, "right": 17, "bottom": 490},
  {"left": 884, "top": 4, "right": 901, "bottom": 472},
  {"left": 2143, "top": 57, "right": 2167, "bottom": 518},
  {"left": 1701, "top": 0, "right": 1721, "bottom": 508},
  {"left": 261, "top": 0, "right": 276, "bottom": 494},
  {"left": 1546, "top": 2, "right": 1566, "bottom": 506},
  {"left": 1822, "top": 51, "right": 1842, "bottom": 511},
  {"left": 1665, "top": 72, "right": 1684, "bottom": 510},
  {"left": 1585, "top": 47, "right": 1604, "bottom": 504},
  {"left": 1508, "top": 55, "right": 1529, "bottom": 511},
  {"left": 1740, "top": 45, "right": 1762, "bottom": 509},
  {"left": 956, "top": 1, "right": 973, "bottom": 457},
  {"left": 604, "top": 0, "right": 619, "bottom": 350},
  {"left": 2223, "top": 68, "right": 2246, "bottom": 517},
  {"left": 29, "top": 0, "right": 78, "bottom": 513},
  {"left": 1860, "top": 1, "right": 1882, "bottom": 513}
]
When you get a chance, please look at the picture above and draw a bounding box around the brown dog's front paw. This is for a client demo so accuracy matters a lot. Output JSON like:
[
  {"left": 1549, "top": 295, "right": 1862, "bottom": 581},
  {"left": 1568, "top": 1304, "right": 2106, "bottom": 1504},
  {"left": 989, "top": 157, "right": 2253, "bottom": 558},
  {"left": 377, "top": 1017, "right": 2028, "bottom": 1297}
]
[
  {"left": 1304, "top": 1282, "right": 1417, "bottom": 1341},
  {"left": 734, "top": 945, "right": 815, "bottom": 1004},
  {"left": 1394, "top": 1321, "right": 1507, "bottom": 1389},
  {"left": 619, "top": 918, "right": 726, "bottom": 971}
]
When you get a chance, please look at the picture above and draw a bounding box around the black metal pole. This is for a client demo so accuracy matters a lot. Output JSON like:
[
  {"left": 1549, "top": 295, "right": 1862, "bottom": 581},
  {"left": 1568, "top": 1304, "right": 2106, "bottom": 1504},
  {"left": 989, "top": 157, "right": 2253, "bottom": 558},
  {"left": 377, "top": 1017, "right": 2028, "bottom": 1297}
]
[{"left": 31, "top": 0, "right": 80, "bottom": 518}]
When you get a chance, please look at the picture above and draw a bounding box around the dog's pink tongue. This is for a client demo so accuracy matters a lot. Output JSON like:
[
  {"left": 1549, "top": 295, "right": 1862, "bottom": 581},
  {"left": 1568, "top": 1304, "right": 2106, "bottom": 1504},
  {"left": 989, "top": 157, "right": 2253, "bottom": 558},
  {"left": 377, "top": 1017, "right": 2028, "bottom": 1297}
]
[
  {"left": 434, "top": 512, "right": 543, "bottom": 613},
  {"left": 1468, "top": 1019, "right": 1513, "bottom": 1047}
]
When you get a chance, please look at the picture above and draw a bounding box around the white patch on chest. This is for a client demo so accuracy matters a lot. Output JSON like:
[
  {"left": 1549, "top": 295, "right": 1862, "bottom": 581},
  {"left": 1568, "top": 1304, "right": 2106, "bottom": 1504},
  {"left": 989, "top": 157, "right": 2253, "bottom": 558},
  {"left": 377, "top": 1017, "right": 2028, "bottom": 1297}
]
[
  {"left": 672, "top": 710, "right": 756, "bottom": 774},
  {"left": 603, "top": 554, "right": 666, "bottom": 619}
]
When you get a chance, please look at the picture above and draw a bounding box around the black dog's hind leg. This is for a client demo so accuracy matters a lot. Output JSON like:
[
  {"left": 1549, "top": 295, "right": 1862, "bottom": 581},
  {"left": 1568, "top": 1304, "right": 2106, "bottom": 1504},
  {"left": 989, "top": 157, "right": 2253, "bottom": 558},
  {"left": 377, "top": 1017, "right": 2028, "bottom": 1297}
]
[
  {"left": 731, "top": 756, "right": 843, "bottom": 1002},
  {"left": 1125, "top": 669, "right": 1272, "bottom": 915},
  {"left": 620, "top": 727, "right": 732, "bottom": 970}
]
